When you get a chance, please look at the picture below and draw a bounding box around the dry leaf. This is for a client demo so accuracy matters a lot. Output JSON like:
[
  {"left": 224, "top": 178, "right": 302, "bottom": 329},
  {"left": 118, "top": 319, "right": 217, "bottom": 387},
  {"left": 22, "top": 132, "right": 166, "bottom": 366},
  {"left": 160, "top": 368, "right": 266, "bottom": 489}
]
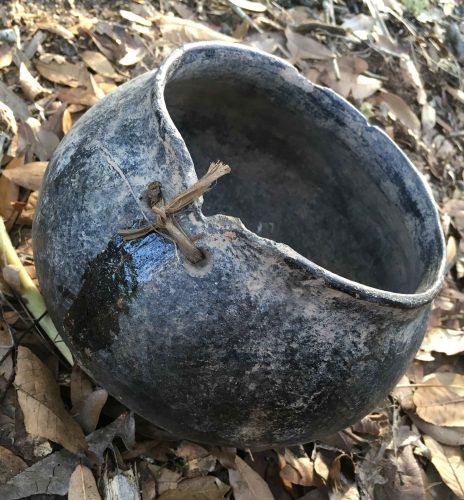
[
  {"left": 149, "top": 465, "right": 182, "bottom": 495},
  {"left": 0, "top": 43, "right": 13, "bottom": 68},
  {"left": 120, "top": 9, "right": 152, "bottom": 27},
  {"left": 229, "top": 0, "right": 267, "bottom": 12},
  {"left": 14, "top": 346, "right": 88, "bottom": 454},
  {"left": 2, "top": 265, "right": 21, "bottom": 294},
  {"left": 0, "top": 446, "right": 27, "bottom": 484},
  {"left": 0, "top": 81, "right": 30, "bottom": 121},
  {"left": 423, "top": 436, "right": 464, "bottom": 499},
  {"left": 157, "top": 15, "right": 237, "bottom": 45},
  {"left": 158, "top": 476, "right": 231, "bottom": 499},
  {"left": 413, "top": 372, "right": 464, "bottom": 427},
  {"left": 19, "top": 62, "right": 49, "bottom": 100},
  {"left": 374, "top": 446, "right": 426, "bottom": 499},
  {"left": 228, "top": 455, "right": 274, "bottom": 500},
  {"left": 421, "top": 328, "right": 464, "bottom": 356},
  {"left": 421, "top": 102, "right": 436, "bottom": 133},
  {"left": 0, "top": 413, "right": 134, "bottom": 499},
  {"left": 73, "top": 389, "right": 108, "bottom": 434},
  {"left": 68, "top": 464, "right": 101, "bottom": 500},
  {"left": 36, "top": 22, "right": 75, "bottom": 40},
  {"left": 285, "top": 27, "right": 333, "bottom": 61},
  {"left": 57, "top": 86, "right": 101, "bottom": 107},
  {"left": 35, "top": 57, "right": 88, "bottom": 87},
  {"left": 2, "top": 161, "right": 48, "bottom": 191},
  {"left": 341, "top": 14, "right": 376, "bottom": 41},
  {"left": 70, "top": 365, "right": 94, "bottom": 408},
  {"left": 279, "top": 448, "right": 316, "bottom": 486},
  {"left": 445, "top": 85, "right": 464, "bottom": 105},
  {"left": 409, "top": 413, "right": 464, "bottom": 447},
  {"left": 380, "top": 91, "right": 421, "bottom": 134},
  {"left": 0, "top": 156, "right": 21, "bottom": 226},
  {"left": 62, "top": 108, "right": 73, "bottom": 134},
  {"left": 81, "top": 50, "right": 123, "bottom": 80}
]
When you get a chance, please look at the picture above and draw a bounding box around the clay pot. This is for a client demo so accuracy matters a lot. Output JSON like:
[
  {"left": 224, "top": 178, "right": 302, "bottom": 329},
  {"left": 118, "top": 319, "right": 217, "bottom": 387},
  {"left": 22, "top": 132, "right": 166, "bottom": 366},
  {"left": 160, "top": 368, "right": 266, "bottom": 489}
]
[{"left": 33, "top": 42, "right": 446, "bottom": 449}]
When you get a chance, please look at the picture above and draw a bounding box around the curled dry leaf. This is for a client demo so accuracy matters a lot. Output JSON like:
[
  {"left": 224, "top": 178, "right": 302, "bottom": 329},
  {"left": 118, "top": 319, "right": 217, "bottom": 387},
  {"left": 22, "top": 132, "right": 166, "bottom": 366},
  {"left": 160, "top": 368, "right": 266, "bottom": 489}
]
[
  {"left": 2, "top": 161, "right": 48, "bottom": 191},
  {"left": 72, "top": 388, "right": 108, "bottom": 434},
  {"left": 19, "top": 62, "right": 49, "bottom": 101},
  {"left": 413, "top": 372, "right": 464, "bottom": 427},
  {"left": 0, "top": 81, "right": 29, "bottom": 121},
  {"left": 70, "top": 365, "right": 93, "bottom": 409},
  {"left": 229, "top": 0, "right": 267, "bottom": 12},
  {"left": 158, "top": 475, "right": 231, "bottom": 499},
  {"left": 36, "top": 22, "right": 75, "bottom": 41},
  {"left": 227, "top": 455, "right": 275, "bottom": 500},
  {"left": 285, "top": 27, "right": 333, "bottom": 62},
  {"left": 379, "top": 91, "right": 421, "bottom": 135},
  {"left": 421, "top": 327, "right": 464, "bottom": 356},
  {"left": 0, "top": 156, "right": 21, "bottom": 226},
  {"left": 148, "top": 464, "right": 182, "bottom": 495},
  {"left": 0, "top": 446, "right": 27, "bottom": 484},
  {"left": 14, "top": 346, "right": 88, "bottom": 455},
  {"left": 374, "top": 446, "right": 426, "bottom": 500},
  {"left": 409, "top": 412, "right": 464, "bottom": 447},
  {"left": 120, "top": 9, "right": 152, "bottom": 27},
  {"left": 0, "top": 43, "right": 13, "bottom": 68},
  {"left": 35, "top": 57, "right": 88, "bottom": 87},
  {"left": 423, "top": 435, "right": 464, "bottom": 499},
  {"left": 68, "top": 464, "right": 101, "bottom": 500},
  {"left": 279, "top": 448, "right": 316, "bottom": 486},
  {"left": 0, "top": 412, "right": 135, "bottom": 499},
  {"left": 156, "top": 15, "right": 237, "bottom": 45},
  {"left": 81, "top": 50, "right": 123, "bottom": 81}
]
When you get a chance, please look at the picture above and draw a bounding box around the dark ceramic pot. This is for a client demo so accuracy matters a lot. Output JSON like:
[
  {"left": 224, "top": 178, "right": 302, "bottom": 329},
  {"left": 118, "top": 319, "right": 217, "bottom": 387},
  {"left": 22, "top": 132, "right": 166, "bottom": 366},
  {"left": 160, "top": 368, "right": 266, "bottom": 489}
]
[{"left": 33, "top": 42, "right": 446, "bottom": 449}]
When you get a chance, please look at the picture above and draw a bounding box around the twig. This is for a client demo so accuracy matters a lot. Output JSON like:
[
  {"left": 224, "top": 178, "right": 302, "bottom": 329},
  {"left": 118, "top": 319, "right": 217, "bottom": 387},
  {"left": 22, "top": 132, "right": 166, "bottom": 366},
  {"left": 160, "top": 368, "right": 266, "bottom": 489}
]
[{"left": 0, "top": 217, "right": 73, "bottom": 364}]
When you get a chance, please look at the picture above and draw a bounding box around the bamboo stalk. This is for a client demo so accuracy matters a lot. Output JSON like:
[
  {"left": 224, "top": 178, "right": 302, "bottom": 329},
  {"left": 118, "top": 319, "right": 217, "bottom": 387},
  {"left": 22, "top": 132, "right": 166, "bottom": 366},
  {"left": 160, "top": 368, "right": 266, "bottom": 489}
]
[{"left": 0, "top": 217, "right": 73, "bottom": 364}]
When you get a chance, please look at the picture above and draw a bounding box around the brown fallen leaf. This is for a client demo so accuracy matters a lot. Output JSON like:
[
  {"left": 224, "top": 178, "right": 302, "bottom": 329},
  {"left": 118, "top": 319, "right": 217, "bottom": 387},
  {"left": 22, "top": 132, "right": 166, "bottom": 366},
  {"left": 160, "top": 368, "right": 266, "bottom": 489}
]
[
  {"left": 0, "top": 81, "right": 30, "bottom": 121},
  {"left": 62, "top": 108, "right": 73, "bottom": 134},
  {"left": 285, "top": 27, "right": 333, "bottom": 62},
  {"left": 413, "top": 372, "right": 464, "bottom": 427},
  {"left": 379, "top": 91, "right": 421, "bottom": 135},
  {"left": 36, "top": 22, "right": 75, "bottom": 41},
  {"left": 227, "top": 455, "right": 274, "bottom": 500},
  {"left": 57, "top": 86, "right": 101, "bottom": 107},
  {"left": 156, "top": 14, "right": 237, "bottom": 45},
  {"left": 421, "top": 328, "right": 464, "bottom": 356},
  {"left": 120, "top": 9, "right": 152, "bottom": 27},
  {"left": 2, "top": 265, "right": 21, "bottom": 294},
  {"left": 35, "top": 56, "right": 88, "bottom": 87},
  {"left": 68, "top": 464, "right": 101, "bottom": 500},
  {"left": 72, "top": 388, "right": 108, "bottom": 434},
  {"left": 408, "top": 412, "right": 464, "bottom": 447},
  {"left": 0, "top": 446, "right": 28, "bottom": 484},
  {"left": 70, "top": 365, "right": 94, "bottom": 409},
  {"left": 14, "top": 346, "right": 88, "bottom": 455},
  {"left": 82, "top": 50, "right": 124, "bottom": 81},
  {"left": 19, "top": 62, "right": 49, "bottom": 101},
  {"left": 0, "top": 43, "right": 13, "bottom": 68},
  {"left": 148, "top": 465, "right": 182, "bottom": 495},
  {"left": 158, "top": 475, "right": 231, "bottom": 499},
  {"left": 423, "top": 435, "right": 464, "bottom": 499},
  {"left": 2, "top": 161, "right": 48, "bottom": 191},
  {"left": 229, "top": 0, "right": 267, "bottom": 12},
  {"left": 279, "top": 448, "right": 317, "bottom": 486},
  {"left": 374, "top": 446, "right": 426, "bottom": 499},
  {"left": 0, "top": 156, "right": 21, "bottom": 227}
]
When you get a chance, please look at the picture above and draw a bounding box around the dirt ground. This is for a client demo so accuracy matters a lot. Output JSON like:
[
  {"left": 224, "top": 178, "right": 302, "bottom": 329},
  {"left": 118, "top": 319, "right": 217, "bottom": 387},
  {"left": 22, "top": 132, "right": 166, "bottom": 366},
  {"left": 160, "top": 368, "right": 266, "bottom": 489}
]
[{"left": 0, "top": 0, "right": 463, "bottom": 498}]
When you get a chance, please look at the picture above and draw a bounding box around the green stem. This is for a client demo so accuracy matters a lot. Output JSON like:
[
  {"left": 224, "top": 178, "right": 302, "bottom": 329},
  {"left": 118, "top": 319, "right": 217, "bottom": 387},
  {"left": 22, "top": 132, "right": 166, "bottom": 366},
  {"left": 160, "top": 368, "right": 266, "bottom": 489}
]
[{"left": 0, "top": 218, "right": 73, "bottom": 364}]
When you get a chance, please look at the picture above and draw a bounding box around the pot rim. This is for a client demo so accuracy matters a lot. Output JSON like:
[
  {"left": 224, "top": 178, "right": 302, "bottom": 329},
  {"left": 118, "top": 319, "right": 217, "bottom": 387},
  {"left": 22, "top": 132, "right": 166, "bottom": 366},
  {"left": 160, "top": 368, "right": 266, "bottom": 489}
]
[{"left": 155, "top": 41, "right": 447, "bottom": 309}]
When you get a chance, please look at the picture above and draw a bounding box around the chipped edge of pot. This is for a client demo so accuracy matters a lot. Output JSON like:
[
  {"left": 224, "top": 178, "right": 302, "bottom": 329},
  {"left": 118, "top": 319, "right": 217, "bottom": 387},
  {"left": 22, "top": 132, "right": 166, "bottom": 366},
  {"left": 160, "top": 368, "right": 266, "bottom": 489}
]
[{"left": 155, "top": 41, "right": 447, "bottom": 310}]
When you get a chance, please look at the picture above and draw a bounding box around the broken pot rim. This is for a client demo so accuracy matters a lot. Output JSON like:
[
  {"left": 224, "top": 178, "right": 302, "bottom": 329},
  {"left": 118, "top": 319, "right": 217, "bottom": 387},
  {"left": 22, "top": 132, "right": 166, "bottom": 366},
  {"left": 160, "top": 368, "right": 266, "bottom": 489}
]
[{"left": 154, "top": 41, "right": 447, "bottom": 310}]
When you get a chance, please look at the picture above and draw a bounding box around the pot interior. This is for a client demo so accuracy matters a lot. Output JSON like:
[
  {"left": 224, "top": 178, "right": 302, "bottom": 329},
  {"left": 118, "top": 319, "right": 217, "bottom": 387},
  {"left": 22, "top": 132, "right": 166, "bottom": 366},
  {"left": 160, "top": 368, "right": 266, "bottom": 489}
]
[{"left": 164, "top": 49, "right": 441, "bottom": 295}]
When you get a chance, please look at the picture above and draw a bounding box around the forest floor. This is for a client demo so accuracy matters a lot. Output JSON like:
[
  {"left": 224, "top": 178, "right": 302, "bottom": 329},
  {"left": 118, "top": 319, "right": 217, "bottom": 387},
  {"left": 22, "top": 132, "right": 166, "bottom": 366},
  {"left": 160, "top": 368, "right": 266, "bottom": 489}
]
[{"left": 0, "top": 0, "right": 463, "bottom": 498}]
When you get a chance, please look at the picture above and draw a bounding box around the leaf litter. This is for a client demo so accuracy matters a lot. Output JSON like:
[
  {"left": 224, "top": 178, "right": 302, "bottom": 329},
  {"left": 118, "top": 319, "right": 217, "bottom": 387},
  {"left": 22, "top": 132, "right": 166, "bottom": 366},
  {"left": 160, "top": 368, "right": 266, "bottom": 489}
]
[{"left": 0, "top": 0, "right": 463, "bottom": 498}]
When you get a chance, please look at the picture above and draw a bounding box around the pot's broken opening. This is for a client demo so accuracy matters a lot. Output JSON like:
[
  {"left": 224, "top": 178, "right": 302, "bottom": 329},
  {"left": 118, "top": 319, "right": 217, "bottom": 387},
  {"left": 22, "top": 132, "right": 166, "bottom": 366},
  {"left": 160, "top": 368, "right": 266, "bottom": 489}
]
[{"left": 163, "top": 46, "right": 443, "bottom": 296}]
